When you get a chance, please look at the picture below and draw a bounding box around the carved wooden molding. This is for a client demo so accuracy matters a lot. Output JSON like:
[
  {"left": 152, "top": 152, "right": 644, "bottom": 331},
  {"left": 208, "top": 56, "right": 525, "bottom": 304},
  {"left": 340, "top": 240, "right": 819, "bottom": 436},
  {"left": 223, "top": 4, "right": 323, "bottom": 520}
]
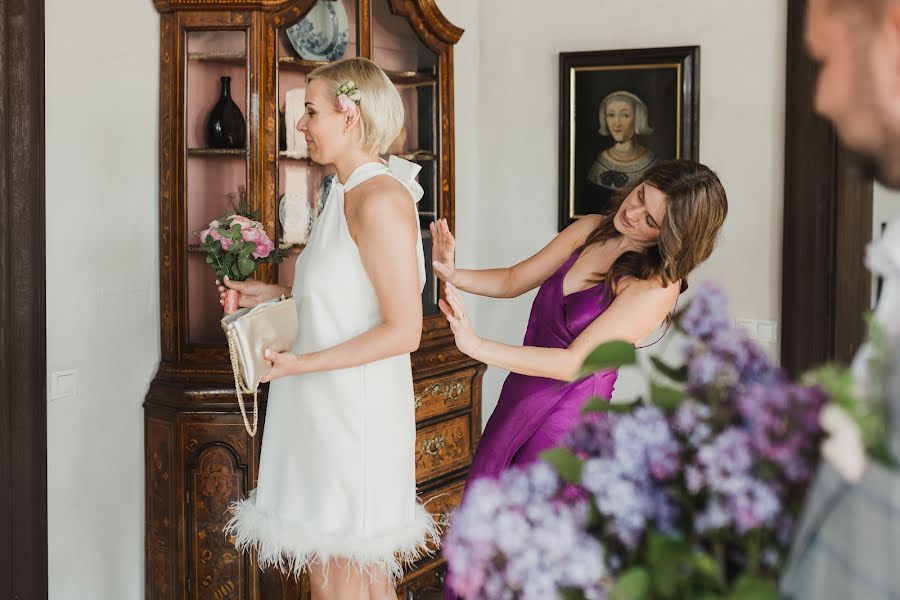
[
  {"left": 155, "top": 0, "right": 309, "bottom": 14},
  {"left": 388, "top": 0, "right": 463, "bottom": 53}
]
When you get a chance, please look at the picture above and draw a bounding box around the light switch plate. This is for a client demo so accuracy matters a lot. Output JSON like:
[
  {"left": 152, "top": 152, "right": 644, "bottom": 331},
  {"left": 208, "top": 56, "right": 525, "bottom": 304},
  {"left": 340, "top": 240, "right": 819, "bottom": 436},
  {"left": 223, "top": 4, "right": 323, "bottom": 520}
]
[
  {"left": 734, "top": 319, "right": 779, "bottom": 344},
  {"left": 49, "top": 369, "right": 78, "bottom": 401}
]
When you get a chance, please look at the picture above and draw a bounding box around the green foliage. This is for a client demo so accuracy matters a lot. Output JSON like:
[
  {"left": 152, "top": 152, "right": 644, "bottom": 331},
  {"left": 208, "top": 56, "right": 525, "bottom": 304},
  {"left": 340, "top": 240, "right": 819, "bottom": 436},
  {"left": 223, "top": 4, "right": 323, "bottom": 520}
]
[
  {"left": 539, "top": 447, "right": 583, "bottom": 484},
  {"left": 579, "top": 341, "right": 637, "bottom": 377}
]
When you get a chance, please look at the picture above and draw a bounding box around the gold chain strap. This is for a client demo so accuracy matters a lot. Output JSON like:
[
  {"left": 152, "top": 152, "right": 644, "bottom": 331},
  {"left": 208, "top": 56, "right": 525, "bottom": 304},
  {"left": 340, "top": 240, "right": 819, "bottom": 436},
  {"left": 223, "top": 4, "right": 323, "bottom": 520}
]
[{"left": 227, "top": 328, "right": 258, "bottom": 437}]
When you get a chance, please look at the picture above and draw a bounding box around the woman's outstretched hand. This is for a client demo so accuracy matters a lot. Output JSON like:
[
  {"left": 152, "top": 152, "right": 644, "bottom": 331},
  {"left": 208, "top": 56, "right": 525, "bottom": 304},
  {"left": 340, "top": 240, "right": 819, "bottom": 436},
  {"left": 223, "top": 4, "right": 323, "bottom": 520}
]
[
  {"left": 439, "top": 283, "right": 482, "bottom": 358},
  {"left": 430, "top": 218, "right": 456, "bottom": 284}
]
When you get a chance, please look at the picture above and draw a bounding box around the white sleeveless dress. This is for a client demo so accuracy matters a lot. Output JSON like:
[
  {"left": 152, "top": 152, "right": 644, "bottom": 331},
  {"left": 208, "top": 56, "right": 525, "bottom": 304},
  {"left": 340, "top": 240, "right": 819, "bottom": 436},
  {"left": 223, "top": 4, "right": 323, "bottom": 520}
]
[{"left": 225, "top": 157, "right": 437, "bottom": 582}]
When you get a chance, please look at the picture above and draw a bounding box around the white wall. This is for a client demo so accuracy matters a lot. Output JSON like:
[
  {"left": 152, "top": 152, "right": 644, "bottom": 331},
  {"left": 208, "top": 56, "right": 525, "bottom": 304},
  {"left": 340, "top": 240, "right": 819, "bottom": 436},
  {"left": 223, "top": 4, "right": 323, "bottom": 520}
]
[
  {"left": 435, "top": 0, "right": 481, "bottom": 297},
  {"left": 45, "top": 0, "right": 159, "bottom": 597},
  {"left": 465, "top": 0, "right": 787, "bottom": 416}
]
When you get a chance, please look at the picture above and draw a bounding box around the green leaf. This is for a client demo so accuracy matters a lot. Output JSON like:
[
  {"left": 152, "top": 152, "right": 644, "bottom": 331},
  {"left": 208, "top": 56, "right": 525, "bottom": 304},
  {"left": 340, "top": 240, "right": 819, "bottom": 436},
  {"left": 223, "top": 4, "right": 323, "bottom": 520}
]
[
  {"left": 559, "top": 588, "right": 589, "bottom": 600},
  {"left": 581, "top": 397, "right": 637, "bottom": 415},
  {"left": 205, "top": 256, "right": 213, "bottom": 264},
  {"left": 238, "top": 255, "right": 256, "bottom": 277},
  {"left": 650, "top": 382, "right": 685, "bottom": 410},
  {"left": 646, "top": 533, "right": 694, "bottom": 596},
  {"left": 725, "top": 576, "right": 779, "bottom": 600},
  {"left": 650, "top": 356, "right": 688, "bottom": 382},
  {"left": 579, "top": 341, "right": 636, "bottom": 376},
  {"left": 692, "top": 551, "right": 721, "bottom": 585},
  {"left": 585, "top": 498, "right": 604, "bottom": 527},
  {"left": 611, "top": 568, "right": 650, "bottom": 600},
  {"left": 538, "top": 447, "right": 583, "bottom": 484}
]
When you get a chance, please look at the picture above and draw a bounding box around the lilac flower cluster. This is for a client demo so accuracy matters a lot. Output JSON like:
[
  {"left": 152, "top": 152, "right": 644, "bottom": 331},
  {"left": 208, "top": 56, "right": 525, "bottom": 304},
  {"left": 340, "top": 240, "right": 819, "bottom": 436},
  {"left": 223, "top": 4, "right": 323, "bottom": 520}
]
[
  {"left": 444, "top": 462, "right": 609, "bottom": 600},
  {"left": 691, "top": 426, "right": 781, "bottom": 534},
  {"left": 443, "top": 283, "right": 825, "bottom": 597},
  {"left": 679, "top": 282, "right": 782, "bottom": 401},
  {"left": 737, "top": 383, "right": 825, "bottom": 485},
  {"left": 567, "top": 407, "right": 681, "bottom": 549}
]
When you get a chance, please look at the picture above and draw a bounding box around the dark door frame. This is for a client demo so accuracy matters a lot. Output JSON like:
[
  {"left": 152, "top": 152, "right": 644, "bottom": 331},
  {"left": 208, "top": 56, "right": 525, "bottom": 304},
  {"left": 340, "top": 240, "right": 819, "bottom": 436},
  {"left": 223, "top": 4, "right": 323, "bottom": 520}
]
[
  {"left": 1, "top": 0, "right": 48, "bottom": 598},
  {"left": 781, "top": 0, "right": 873, "bottom": 378}
]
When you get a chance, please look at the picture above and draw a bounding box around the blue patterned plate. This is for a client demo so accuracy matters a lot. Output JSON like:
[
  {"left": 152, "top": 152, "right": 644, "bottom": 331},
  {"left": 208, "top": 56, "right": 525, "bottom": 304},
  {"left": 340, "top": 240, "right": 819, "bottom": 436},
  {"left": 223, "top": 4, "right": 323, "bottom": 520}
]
[
  {"left": 316, "top": 174, "right": 335, "bottom": 216},
  {"left": 285, "top": 0, "right": 349, "bottom": 62}
]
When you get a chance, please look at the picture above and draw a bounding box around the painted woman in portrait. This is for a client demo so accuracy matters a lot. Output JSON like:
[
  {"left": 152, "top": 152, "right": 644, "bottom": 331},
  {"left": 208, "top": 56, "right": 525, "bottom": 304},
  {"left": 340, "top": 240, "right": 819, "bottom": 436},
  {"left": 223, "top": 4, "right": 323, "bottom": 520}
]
[{"left": 587, "top": 90, "right": 658, "bottom": 192}]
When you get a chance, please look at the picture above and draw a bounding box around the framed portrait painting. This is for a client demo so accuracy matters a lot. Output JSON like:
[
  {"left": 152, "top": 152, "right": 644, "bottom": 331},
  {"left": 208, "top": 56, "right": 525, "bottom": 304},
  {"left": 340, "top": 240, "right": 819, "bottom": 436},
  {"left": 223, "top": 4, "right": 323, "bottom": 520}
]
[{"left": 559, "top": 46, "right": 700, "bottom": 230}]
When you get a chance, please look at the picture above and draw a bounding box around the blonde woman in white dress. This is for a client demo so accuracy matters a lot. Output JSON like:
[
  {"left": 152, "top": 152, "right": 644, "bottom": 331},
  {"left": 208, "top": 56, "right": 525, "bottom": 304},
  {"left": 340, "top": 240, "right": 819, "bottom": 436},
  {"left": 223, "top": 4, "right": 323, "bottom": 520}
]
[{"left": 219, "top": 57, "right": 436, "bottom": 600}]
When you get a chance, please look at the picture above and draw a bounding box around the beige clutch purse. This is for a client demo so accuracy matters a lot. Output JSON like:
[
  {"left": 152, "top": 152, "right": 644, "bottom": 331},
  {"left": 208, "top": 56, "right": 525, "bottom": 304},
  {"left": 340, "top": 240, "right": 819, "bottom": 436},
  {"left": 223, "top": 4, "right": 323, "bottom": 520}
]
[{"left": 221, "top": 295, "right": 299, "bottom": 436}]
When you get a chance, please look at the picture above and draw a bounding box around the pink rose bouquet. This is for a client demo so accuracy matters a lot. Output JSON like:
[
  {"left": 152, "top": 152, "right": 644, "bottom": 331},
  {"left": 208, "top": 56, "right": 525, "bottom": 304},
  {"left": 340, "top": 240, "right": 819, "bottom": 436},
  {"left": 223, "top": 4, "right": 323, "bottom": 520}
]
[{"left": 196, "top": 207, "right": 286, "bottom": 312}]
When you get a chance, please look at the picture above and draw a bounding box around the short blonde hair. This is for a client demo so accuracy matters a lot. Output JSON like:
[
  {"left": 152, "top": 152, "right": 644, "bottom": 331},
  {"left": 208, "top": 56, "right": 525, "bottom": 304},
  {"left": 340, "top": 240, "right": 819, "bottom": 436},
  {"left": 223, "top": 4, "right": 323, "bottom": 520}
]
[
  {"left": 308, "top": 57, "right": 404, "bottom": 155},
  {"left": 598, "top": 90, "right": 654, "bottom": 136}
]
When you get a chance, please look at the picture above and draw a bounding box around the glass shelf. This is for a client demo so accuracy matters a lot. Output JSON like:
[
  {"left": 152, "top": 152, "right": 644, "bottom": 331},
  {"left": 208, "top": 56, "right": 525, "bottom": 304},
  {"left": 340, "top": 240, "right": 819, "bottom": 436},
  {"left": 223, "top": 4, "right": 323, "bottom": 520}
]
[
  {"left": 188, "top": 147, "right": 247, "bottom": 156},
  {"left": 278, "top": 56, "right": 332, "bottom": 72},
  {"left": 394, "top": 149, "right": 436, "bottom": 162},
  {"left": 188, "top": 51, "right": 246, "bottom": 65},
  {"left": 278, "top": 151, "right": 318, "bottom": 163},
  {"left": 388, "top": 72, "right": 436, "bottom": 88}
]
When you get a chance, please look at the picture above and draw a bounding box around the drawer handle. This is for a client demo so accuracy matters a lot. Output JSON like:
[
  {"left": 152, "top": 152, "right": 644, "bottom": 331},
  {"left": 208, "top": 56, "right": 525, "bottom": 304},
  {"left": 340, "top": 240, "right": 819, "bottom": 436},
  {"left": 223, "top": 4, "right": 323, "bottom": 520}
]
[
  {"left": 414, "top": 382, "right": 466, "bottom": 409},
  {"left": 422, "top": 435, "right": 445, "bottom": 456}
]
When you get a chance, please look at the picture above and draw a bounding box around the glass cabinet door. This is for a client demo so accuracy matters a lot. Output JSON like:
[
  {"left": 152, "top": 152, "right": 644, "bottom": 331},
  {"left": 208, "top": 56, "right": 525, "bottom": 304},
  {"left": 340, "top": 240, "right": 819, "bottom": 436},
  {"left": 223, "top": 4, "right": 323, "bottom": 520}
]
[
  {"left": 372, "top": 0, "right": 441, "bottom": 316},
  {"left": 185, "top": 29, "right": 250, "bottom": 345},
  {"left": 273, "top": 0, "right": 359, "bottom": 288}
]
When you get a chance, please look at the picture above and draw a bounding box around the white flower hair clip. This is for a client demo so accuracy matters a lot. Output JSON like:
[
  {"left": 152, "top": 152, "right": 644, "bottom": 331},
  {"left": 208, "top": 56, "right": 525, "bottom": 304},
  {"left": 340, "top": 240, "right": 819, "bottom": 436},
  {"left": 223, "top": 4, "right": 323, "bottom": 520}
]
[{"left": 335, "top": 80, "right": 361, "bottom": 117}]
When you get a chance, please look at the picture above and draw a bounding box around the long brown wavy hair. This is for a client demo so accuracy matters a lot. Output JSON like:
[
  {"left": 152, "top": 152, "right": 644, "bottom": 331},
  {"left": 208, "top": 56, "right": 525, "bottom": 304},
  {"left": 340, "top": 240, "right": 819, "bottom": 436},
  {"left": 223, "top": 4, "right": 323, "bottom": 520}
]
[{"left": 579, "top": 159, "right": 728, "bottom": 297}]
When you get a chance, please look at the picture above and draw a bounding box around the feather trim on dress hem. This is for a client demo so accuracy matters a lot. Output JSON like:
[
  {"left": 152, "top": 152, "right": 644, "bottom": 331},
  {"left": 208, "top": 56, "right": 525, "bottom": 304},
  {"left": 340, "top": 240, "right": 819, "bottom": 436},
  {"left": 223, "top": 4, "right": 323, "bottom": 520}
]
[{"left": 224, "top": 491, "right": 441, "bottom": 584}]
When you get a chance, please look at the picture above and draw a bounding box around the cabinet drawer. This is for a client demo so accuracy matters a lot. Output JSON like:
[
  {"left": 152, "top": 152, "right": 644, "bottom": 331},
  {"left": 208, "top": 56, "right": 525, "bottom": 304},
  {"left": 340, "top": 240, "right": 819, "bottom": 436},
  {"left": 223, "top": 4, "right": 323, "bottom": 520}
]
[
  {"left": 414, "top": 372, "right": 473, "bottom": 422},
  {"left": 422, "top": 479, "right": 466, "bottom": 552},
  {"left": 415, "top": 415, "right": 472, "bottom": 484}
]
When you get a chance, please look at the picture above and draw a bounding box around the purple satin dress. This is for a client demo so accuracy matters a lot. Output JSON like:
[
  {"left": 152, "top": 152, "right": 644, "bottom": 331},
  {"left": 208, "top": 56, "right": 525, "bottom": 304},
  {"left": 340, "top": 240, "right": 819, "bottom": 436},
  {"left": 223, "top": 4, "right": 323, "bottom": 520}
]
[{"left": 443, "top": 250, "right": 618, "bottom": 599}]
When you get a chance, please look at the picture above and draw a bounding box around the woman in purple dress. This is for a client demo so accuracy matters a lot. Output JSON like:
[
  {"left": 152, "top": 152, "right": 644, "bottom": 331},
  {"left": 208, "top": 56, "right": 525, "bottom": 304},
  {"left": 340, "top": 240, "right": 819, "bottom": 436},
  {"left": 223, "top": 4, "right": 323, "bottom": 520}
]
[
  {"left": 433, "top": 159, "right": 728, "bottom": 485},
  {"left": 437, "top": 160, "right": 727, "bottom": 598}
]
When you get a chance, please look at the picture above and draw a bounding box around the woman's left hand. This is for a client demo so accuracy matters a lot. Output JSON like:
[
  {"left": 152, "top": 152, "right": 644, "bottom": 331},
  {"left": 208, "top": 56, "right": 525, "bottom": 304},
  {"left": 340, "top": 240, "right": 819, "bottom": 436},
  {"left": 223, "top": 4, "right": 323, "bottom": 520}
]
[
  {"left": 260, "top": 349, "right": 302, "bottom": 383},
  {"left": 439, "top": 283, "right": 483, "bottom": 358}
]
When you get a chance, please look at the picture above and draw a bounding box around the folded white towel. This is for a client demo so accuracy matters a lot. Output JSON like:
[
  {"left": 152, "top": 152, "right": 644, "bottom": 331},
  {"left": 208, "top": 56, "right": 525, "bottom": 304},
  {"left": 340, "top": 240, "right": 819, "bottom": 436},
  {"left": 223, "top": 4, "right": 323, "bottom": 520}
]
[
  {"left": 284, "top": 88, "right": 308, "bottom": 159},
  {"left": 280, "top": 166, "right": 311, "bottom": 245}
]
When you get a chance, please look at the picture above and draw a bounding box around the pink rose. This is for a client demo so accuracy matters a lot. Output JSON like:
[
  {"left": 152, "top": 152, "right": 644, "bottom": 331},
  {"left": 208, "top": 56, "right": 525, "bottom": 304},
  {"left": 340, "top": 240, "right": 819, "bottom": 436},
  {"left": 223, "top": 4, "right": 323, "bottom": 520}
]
[
  {"left": 228, "top": 215, "right": 257, "bottom": 230},
  {"left": 212, "top": 227, "right": 233, "bottom": 251},
  {"left": 336, "top": 93, "right": 358, "bottom": 117},
  {"left": 242, "top": 227, "right": 275, "bottom": 259},
  {"left": 199, "top": 219, "right": 222, "bottom": 242}
]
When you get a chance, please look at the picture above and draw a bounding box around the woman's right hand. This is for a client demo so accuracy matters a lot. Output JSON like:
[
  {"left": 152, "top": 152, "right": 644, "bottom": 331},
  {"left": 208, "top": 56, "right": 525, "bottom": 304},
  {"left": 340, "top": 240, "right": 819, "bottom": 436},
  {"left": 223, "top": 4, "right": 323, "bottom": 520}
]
[
  {"left": 216, "top": 276, "right": 281, "bottom": 309},
  {"left": 430, "top": 218, "right": 456, "bottom": 284}
]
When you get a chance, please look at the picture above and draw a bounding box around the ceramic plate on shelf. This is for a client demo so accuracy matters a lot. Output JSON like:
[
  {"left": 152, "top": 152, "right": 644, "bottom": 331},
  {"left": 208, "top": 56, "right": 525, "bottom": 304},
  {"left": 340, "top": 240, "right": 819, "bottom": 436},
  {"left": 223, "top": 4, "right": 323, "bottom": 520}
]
[
  {"left": 286, "top": 0, "right": 349, "bottom": 63},
  {"left": 316, "top": 174, "right": 336, "bottom": 217}
]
